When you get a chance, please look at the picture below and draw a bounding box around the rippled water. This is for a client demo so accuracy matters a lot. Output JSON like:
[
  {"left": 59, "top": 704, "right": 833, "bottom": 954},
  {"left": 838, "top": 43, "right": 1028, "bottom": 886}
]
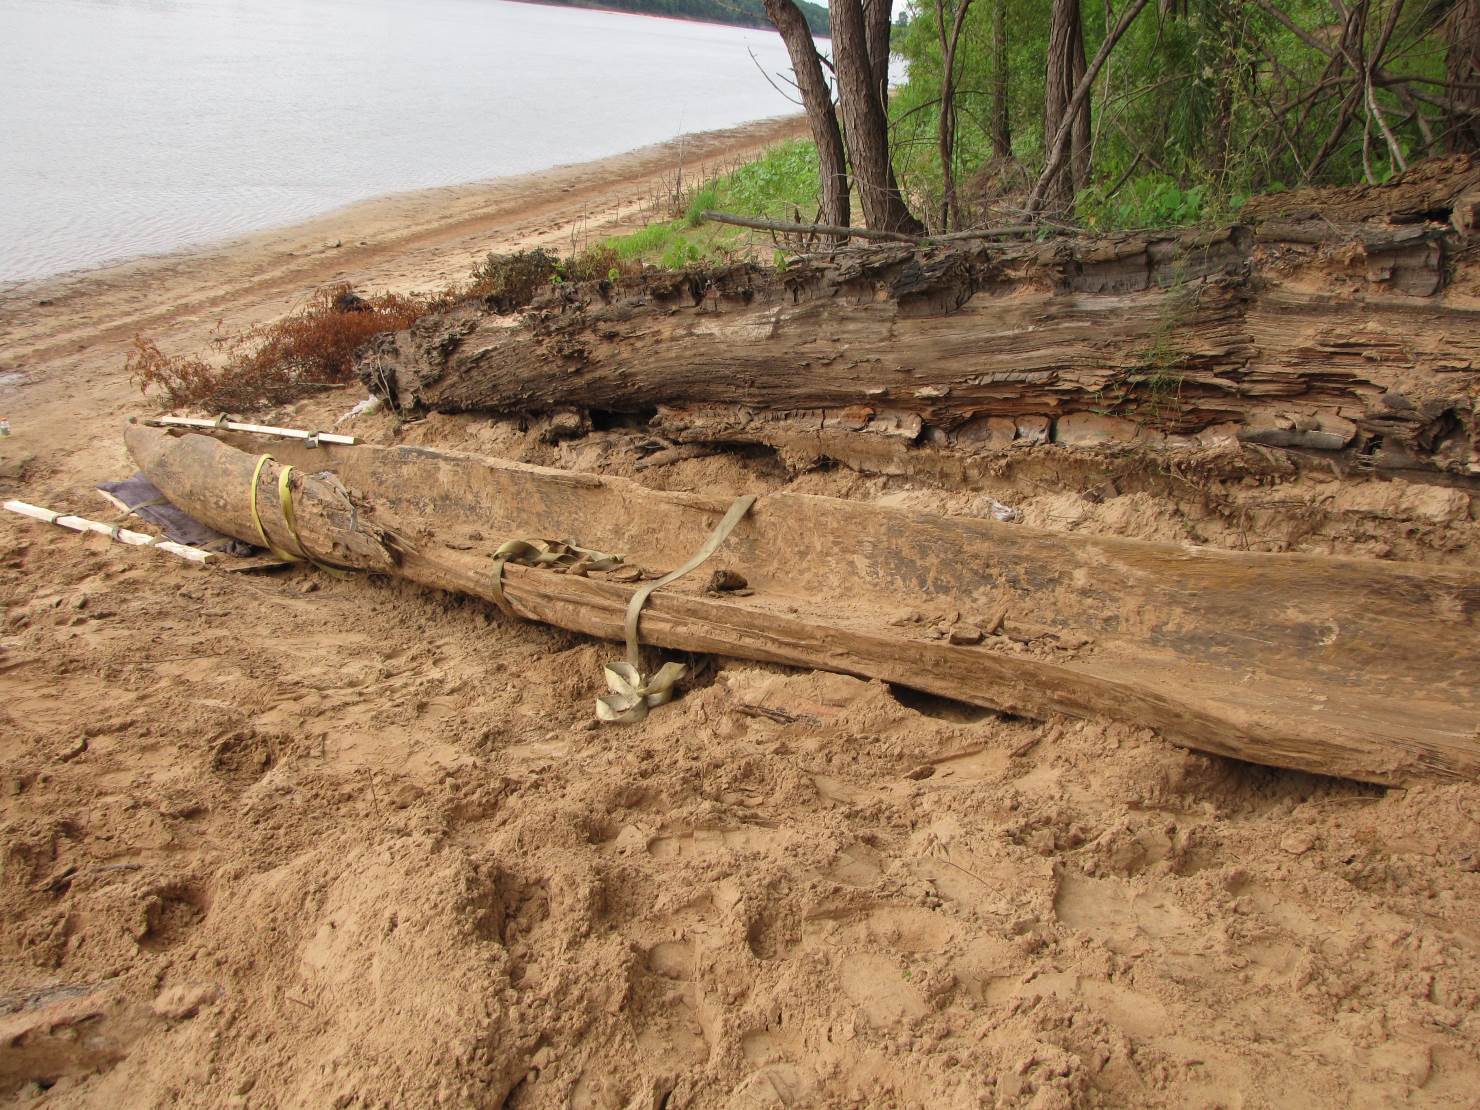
[{"left": 0, "top": 0, "right": 798, "bottom": 282}]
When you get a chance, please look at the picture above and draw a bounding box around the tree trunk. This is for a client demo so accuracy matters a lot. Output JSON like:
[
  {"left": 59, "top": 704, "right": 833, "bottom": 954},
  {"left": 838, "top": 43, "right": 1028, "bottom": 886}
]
[
  {"left": 1444, "top": 0, "right": 1480, "bottom": 152},
  {"left": 764, "top": 0, "right": 852, "bottom": 232},
  {"left": 1028, "top": 0, "right": 1152, "bottom": 215},
  {"left": 1069, "top": 0, "right": 1090, "bottom": 191},
  {"left": 935, "top": 0, "right": 974, "bottom": 230},
  {"left": 863, "top": 0, "right": 893, "bottom": 118},
  {"left": 126, "top": 425, "right": 1480, "bottom": 786},
  {"left": 990, "top": 0, "right": 1010, "bottom": 158},
  {"left": 1042, "top": 0, "right": 1084, "bottom": 211},
  {"left": 364, "top": 221, "right": 1478, "bottom": 482},
  {"left": 830, "top": 0, "right": 923, "bottom": 232}
]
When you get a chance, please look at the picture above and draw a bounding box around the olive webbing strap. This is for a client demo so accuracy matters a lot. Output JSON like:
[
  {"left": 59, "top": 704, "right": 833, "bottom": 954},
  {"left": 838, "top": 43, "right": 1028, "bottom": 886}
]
[
  {"left": 248, "top": 453, "right": 353, "bottom": 577},
  {"left": 619, "top": 493, "right": 756, "bottom": 670},
  {"left": 489, "top": 493, "right": 758, "bottom": 724},
  {"left": 599, "top": 493, "right": 755, "bottom": 723}
]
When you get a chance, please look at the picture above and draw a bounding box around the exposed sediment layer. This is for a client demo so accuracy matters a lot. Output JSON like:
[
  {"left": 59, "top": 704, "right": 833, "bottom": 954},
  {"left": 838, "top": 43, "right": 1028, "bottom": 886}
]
[{"left": 363, "top": 216, "right": 1480, "bottom": 484}]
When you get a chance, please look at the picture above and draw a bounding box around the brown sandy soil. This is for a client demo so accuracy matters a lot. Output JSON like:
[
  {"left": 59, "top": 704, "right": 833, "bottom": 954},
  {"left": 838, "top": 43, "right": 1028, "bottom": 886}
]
[{"left": 3, "top": 122, "right": 1480, "bottom": 1108}]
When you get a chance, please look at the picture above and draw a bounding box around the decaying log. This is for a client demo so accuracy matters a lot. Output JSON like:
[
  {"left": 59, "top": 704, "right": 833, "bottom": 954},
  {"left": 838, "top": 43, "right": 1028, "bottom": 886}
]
[
  {"left": 1239, "top": 153, "right": 1480, "bottom": 224},
  {"left": 363, "top": 221, "right": 1479, "bottom": 481},
  {"left": 126, "top": 425, "right": 1480, "bottom": 785},
  {"left": 123, "top": 428, "right": 400, "bottom": 572}
]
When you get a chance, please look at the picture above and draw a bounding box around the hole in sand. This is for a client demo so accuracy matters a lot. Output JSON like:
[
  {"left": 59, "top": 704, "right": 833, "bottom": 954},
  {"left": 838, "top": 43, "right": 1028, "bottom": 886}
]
[
  {"left": 887, "top": 685, "right": 999, "bottom": 724},
  {"left": 207, "top": 729, "right": 280, "bottom": 783},
  {"left": 139, "top": 883, "right": 208, "bottom": 951}
]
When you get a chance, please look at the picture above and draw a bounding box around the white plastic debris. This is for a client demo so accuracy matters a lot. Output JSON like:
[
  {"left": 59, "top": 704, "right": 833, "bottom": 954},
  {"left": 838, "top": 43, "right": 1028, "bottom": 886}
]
[
  {"left": 0, "top": 419, "right": 10, "bottom": 438},
  {"left": 987, "top": 498, "right": 1021, "bottom": 524},
  {"left": 335, "top": 395, "right": 383, "bottom": 427}
]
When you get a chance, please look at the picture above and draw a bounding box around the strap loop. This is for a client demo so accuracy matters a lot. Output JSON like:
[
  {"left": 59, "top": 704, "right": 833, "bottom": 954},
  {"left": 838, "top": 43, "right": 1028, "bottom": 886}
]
[
  {"left": 490, "top": 495, "right": 757, "bottom": 724},
  {"left": 618, "top": 494, "right": 755, "bottom": 670},
  {"left": 489, "top": 538, "right": 624, "bottom": 616}
]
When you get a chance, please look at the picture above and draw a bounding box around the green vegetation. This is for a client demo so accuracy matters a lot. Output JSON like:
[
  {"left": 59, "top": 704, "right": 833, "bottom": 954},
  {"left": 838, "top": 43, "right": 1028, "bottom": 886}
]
[
  {"left": 884, "top": 0, "right": 1473, "bottom": 231},
  {"left": 597, "top": 139, "right": 822, "bottom": 266},
  {"left": 528, "top": 0, "right": 829, "bottom": 34}
]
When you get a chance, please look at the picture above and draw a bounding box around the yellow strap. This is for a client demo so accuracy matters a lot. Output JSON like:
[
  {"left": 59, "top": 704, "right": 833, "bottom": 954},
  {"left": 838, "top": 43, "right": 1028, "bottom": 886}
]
[
  {"left": 490, "top": 495, "right": 758, "bottom": 725},
  {"left": 250, "top": 454, "right": 300, "bottom": 564},
  {"left": 249, "top": 453, "right": 352, "bottom": 577},
  {"left": 621, "top": 494, "right": 755, "bottom": 669},
  {"left": 490, "top": 537, "right": 625, "bottom": 617}
]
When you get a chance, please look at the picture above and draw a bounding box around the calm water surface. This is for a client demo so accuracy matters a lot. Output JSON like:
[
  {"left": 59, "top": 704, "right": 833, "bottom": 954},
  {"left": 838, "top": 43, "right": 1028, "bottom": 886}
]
[{"left": 0, "top": 0, "right": 798, "bottom": 281}]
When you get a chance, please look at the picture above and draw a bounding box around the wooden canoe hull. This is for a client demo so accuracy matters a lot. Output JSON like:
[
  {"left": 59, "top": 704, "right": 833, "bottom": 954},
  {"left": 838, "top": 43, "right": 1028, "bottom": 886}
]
[{"left": 125, "top": 424, "right": 1480, "bottom": 784}]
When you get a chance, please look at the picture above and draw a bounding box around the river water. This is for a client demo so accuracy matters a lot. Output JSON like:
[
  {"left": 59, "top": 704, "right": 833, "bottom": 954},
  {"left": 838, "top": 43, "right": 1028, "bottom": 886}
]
[{"left": 0, "top": 0, "right": 799, "bottom": 281}]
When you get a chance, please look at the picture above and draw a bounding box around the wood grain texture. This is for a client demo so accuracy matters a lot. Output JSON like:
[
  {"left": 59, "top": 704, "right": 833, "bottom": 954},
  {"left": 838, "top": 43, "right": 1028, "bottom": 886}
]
[
  {"left": 127, "top": 426, "right": 1480, "bottom": 785},
  {"left": 123, "top": 426, "right": 399, "bottom": 571},
  {"left": 362, "top": 226, "right": 1479, "bottom": 479}
]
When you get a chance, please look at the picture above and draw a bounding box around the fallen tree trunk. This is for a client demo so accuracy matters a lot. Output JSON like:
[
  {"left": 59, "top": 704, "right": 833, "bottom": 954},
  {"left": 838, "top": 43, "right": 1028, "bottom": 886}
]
[
  {"left": 362, "top": 221, "right": 1479, "bottom": 481},
  {"left": 698, "top": 210, "right": 1036, "bottom": 243},
  {"left": 126, "top": 424, "right": 1480, "bottom": 785}
]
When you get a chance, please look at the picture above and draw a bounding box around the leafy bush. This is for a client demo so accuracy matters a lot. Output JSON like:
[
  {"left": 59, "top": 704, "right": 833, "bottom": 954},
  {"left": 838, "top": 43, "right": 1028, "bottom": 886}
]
[
  {"left": 472, "top": 245, "right": 641, "bottom": 299},
  {"left": 1076, "top": 174, "right": 1209, "bottom": 230},
  {"left": 128, "top": 285, "right": 435, "bottom": 411},
  {"left": 562, "top": 246, "right": 632, "bottom": 283},
  {"left": 722, "top": 140, "right": 820, "bottom": 219}
]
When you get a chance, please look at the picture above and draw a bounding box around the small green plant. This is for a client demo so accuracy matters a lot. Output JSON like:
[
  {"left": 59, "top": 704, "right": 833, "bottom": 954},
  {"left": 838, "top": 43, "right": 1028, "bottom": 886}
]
[
  {"left": 1126, "top": 263, "right": 1199, "bottom": 426},
  {"left": 685, "top": 184, "right": 720, "bottom": 227},
  {"left": 1077, "top": 174, "right": 1208, "bottom": 231},
  {"left": 660, "top": 238, "right": 703, "bottom": 269}
]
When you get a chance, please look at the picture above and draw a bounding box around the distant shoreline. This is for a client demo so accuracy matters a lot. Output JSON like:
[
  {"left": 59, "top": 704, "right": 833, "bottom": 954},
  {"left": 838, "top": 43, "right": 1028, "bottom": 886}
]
[{"left": 501, "top": 0, "right": 829, "bottom": 39}]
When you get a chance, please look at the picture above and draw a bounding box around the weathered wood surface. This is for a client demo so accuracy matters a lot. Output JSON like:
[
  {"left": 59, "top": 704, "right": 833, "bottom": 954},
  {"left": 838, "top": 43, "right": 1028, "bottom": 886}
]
[
  {"left": 362, "top": 223, "right": 1479, "bottom": 480},
  {"left": 123, "top": 427, "right": 400, "bottom": 571},
  {"left": 1239, "top": 152, "right": 1480, "bottom": 224},
  {"left": 126, "top": 425, "right": 1480, "bottom": 785}
]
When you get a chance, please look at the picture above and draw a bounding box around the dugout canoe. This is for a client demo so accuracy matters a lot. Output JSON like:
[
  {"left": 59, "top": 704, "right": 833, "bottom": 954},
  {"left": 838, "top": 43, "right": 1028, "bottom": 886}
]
[{"left": 125, "top": 423, "right": 1480, "bottom": 785}]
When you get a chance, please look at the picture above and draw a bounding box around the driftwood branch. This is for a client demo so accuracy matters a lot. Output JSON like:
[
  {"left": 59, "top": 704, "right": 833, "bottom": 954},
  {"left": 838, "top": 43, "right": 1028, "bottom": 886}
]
[
  {"left": 701, "top": 210, "right": 919, "bottom": 242},
  {"left": 700, "top": 210, "right": 1036, "bottom": 243}
]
